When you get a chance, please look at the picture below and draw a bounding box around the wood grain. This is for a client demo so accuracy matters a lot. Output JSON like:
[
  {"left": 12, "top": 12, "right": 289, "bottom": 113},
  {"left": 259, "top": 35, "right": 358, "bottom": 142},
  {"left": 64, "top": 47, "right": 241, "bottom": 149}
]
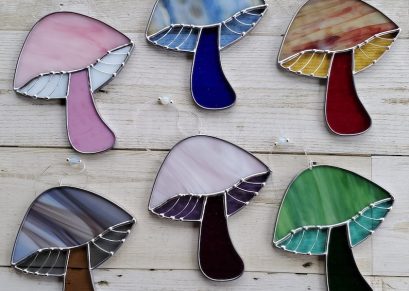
[
  {"left": 2, "top": 267, "right": 409, "bottom": 291},
  {"left": 0, "top": 0, "right": 408, "bottom": 290},
  {"left": 0, "top": 0, "right": 408, "bottom": 155}
]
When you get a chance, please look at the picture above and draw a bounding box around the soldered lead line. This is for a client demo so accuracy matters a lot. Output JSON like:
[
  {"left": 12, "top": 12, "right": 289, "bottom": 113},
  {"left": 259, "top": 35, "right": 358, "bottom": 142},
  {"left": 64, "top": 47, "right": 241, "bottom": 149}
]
[
  {"left": 308, "top": 228, "right": 320, "bottom": 253},
  {"left": 366, "top": 42, "right": 390, "bottom": 48},
  {"left": 172, "top": 197, "right": 192, "bottom": 218},
  {"left": 24, "top": 253, "right": 39, "bottom": 271},
  {"left": 288, "top": 54, "right": 303, "bottom": 70},
  {"left": 91, "top": 65, "right": 116, "bottom": 75},
  {"left": 176, "top": 28, "right": 193, "bottom": 50},
  {"left": 48, "top": 250, "right": 62, "bottom": 275},
  {"left": 282, "top": 233, "right": 294, "bottom": 249},
  {"left": 358, "top": 47, "right": 373, "bottom": 61},
  {"left": 153, "top": 27, "right": 173, "bottom": 44},
  {"left": 222, "top": 22, "right": 242, "bottom": 35},
  {"left": 92, "top": 241, "right": 113, "bottom": 255},
  {"left": 233, "top": 16, "right": 252, "bottom": 26},
  {"left": 361, "top": 213, "right": 383, "bottom": 221},
  {"left": 36, "top": 250, "right": 52, "bottom": 274},
  {"left": 353, "top": 220, "right": 373, "bottom": 233},
  {"left": 312, "top": 53, "right": 327, "bottom": 75},
  {"left": 49, "top": 74, "right": 63, "bottom": 97},
  {"left": 97, "top": 59, "right": 123, "bottom": 66},
  {"left": 162, "top": 197, "right": 181, "bottom": 216},
  {"left": 25, "top": 77, "right": 41, "bottom": 95},
  {"left": 181, "top": 197, "right": 200, "bottom": 220},
  {"left": 294, "top": 230, "right": 305, "bottom": 252},
  {"left": 165, "top": 27, "right": 183, "bottom": 47},
  {"left": 298, "top": 52, "right": 315, "bottom": 73},
  {"left": 375, "top": 35, "right": 394, "bottom": 41},
  {"left": 226, "top": 192, "right": 247, "bottom": 205},
  {"left": 99, "top": 236, "right": 124, "bottom": 243}
]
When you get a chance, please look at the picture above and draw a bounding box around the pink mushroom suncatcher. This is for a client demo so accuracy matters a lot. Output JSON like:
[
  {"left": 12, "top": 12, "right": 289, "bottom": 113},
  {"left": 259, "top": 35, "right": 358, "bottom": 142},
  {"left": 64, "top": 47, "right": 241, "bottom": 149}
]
[{"left": 14, "top": 12, "right": 134, "bottom": 154}]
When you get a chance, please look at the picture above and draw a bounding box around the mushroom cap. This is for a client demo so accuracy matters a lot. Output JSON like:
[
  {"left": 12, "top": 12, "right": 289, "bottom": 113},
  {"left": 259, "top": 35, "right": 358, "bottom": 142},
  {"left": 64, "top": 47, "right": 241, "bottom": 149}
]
[
  {"left": 11, "top": 187, "right": 134, "bottom": 272},
  {"left": 149, "top": 135, "right": 270, "bottom": 219},
  {"left": 146, "top": 0, "right": 267, "bottom": 52},
  {"left": 14, "top": 12, "right": 131, "bottom": 89},
  {"left": 273, "top": 166, "right": 393, "bottom": 255},
  {"left": 278, "top": 0, "right": 400, "bottom": 77}
]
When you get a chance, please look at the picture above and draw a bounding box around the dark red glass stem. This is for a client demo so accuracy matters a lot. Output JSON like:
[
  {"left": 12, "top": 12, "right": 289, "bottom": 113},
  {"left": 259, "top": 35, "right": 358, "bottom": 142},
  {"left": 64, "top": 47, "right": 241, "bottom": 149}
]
[
  {"left": 326, "top": 51, "right": 371, "bottom": 135},
  {"left": 199, "top": 195, "right": 244, "bottom": 281}
]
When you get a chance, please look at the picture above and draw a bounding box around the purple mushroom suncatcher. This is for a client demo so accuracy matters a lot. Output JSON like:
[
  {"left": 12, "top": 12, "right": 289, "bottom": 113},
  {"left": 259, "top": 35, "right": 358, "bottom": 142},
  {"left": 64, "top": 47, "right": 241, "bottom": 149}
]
[
  {"left": 14, "top": 12, "right": 134, "bottom": 153},
  {"left": 149, "top": 135, "right": 271, "bottom": 281},
  {"left": 146, "top": 0, "right": 267, "bottom": 110},
  {"left": 11, "top": 187, "right": 135, "bottom": 291}
]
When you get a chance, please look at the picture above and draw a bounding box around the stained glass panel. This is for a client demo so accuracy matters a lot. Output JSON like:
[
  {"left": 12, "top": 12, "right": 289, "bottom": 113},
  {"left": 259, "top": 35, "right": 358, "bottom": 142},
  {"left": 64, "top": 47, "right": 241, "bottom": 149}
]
[
  {"left": 150, "top": 135, "right": 270, "bottom": 281},
  {"left": 14, "top": 12, "right": 134, "bottom": 153},
  {"left": 146, "top": 0, "right": 267, "bottom": 110},
  {"left": 273, "top": 165, "right": 393, "bottom": 290},
  {"left": 12, "top": 187, "right": 135, "bottom": 290},
  {"left": 278, "top": 0, "right": 400, "bottom": 135}
]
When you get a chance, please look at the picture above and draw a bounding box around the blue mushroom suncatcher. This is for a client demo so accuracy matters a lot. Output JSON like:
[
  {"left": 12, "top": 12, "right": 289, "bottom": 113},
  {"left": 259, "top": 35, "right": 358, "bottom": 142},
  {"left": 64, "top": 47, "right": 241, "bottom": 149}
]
[{"left": 146, "top": 0, "right": 267, "bottom": 110}]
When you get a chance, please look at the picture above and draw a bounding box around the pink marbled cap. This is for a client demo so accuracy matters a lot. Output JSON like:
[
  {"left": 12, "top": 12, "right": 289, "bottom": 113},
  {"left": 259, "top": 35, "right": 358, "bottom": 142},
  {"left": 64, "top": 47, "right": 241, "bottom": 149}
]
[{"left": 14, "top": 12, "right": 131, "bottom": 89}]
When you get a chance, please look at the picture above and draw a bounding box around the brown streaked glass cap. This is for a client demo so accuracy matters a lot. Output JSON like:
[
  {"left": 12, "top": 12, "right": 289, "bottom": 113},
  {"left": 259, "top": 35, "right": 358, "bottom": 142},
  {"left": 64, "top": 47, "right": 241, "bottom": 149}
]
[{"left": 278, "top": 0, "right": 400, "bottom": 77}]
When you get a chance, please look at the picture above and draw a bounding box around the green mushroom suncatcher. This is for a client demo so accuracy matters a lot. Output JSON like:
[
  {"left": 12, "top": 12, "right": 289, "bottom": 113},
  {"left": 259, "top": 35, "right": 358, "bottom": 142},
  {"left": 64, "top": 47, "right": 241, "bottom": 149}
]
[{"left": 273, "top": 165, "right": 393, "bottom": 291}]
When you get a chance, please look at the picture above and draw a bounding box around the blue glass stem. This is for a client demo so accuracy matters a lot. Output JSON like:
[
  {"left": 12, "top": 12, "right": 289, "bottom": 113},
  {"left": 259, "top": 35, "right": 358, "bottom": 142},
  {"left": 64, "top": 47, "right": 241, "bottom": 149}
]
[{"left": 191, "top": 26, "right": 236, "bottom": 110}]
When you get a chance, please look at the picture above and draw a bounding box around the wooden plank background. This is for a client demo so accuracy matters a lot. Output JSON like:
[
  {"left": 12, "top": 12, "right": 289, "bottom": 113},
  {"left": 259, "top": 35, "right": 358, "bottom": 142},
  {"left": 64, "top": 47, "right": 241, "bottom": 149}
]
[{"left": 0, "top": 0, "right": 408, "bottom": 290}]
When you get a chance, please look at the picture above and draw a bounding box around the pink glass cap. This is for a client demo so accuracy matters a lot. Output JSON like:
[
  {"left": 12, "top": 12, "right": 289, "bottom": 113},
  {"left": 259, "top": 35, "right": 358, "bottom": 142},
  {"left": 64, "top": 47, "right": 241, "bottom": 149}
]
[{"left": 14, "top": 12, "right": 131, "bottom": 89}]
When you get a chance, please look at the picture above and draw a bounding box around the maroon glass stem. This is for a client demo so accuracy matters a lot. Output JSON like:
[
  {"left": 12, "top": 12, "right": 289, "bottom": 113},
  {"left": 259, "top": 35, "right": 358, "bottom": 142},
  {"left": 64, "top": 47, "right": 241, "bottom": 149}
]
[
  {"left": 199, "top": 195, "right": 244, "bottom": 281},
  {"left": 326, "top": 51, "right": 371, "bottom": 135}
]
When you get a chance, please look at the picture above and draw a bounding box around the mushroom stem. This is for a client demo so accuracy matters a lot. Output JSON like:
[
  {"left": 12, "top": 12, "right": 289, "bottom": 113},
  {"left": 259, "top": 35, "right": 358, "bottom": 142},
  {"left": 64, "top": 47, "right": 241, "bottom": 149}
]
[
  {"left": 326, "top": 51, "right": 371, "bottom": 135},
  {"left": 327, "top": 224, "right": 372, "bottom": 291},
  {"left": 66, "top": 70, "right": 115, "bottom": 153},
  {"left": 199, "top": 195, "right": 244, "bottom": 281},
  {"left": 191, "top": 26, "right": 236, "bottom": 110},
  {"left": 65, "top": 246, "right": 94, "bottom": 291}
]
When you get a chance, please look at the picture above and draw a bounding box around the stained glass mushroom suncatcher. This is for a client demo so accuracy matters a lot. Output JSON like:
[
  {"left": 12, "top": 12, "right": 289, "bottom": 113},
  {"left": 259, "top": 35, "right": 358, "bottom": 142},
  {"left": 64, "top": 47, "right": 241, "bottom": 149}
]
[
  {"left": 14, "top": 12, "right": 134, "bottom": 153},
  {"left": 273, "top": 165, "right": 394, "bottom": 291},
  {"left": 146, "top": 0, "right": 267, "bottom": 110},
  {"left": 278, "top": 0, "right": 400, "bottom": 135},
  {"left": 11, "top": 187, "right": 135, "bottom": 291},
  {"left": 149, "top": 135, "right": 270, "bottom": 281}
]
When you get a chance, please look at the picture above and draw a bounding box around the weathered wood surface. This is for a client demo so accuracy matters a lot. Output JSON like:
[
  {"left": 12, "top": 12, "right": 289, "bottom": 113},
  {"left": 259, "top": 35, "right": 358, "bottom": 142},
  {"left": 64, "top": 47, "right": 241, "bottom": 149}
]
[
  {"left": 0, "top": 0, "right": 408, "bottom": 155},
  {"left": 0, "top": 0, "right": 408, "bottom": 290},
  {"left": 2, "top": 267, "right": 409, "bottom": 291}
]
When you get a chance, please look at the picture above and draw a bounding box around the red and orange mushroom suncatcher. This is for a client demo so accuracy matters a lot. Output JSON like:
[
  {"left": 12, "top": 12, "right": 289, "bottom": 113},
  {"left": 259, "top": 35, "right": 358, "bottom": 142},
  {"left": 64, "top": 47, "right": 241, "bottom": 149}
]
[{"left": 278, "top": 0, "right": 400, "bottom": 135}]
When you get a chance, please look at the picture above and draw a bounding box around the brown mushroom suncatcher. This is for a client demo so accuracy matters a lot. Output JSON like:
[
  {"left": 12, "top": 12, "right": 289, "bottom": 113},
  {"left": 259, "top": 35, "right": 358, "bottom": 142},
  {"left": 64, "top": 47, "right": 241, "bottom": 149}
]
[{"left": 278, "top": 0, "right": 400, "bottom": 135}]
